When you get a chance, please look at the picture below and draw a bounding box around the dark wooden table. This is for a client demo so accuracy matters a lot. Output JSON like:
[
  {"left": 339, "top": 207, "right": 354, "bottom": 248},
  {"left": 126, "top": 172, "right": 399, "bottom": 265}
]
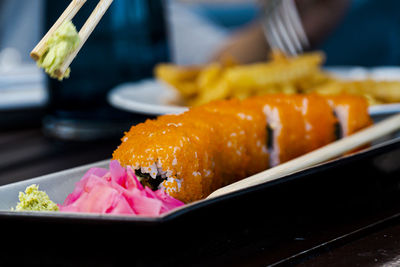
[
  {"left": 0, "top": 121, "right": 119, "bottom": 186},
  {"left": 2, "top": 108, "right": 400, "bottom": 266}
]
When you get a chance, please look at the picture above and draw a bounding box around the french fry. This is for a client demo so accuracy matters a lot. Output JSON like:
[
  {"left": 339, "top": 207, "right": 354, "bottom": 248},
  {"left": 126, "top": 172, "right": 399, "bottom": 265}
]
[
  {"left": 362, "top": 80, "right": 400, "bottom": 103},
  {"left": 154, "top": 51, "right": 400, "bottom": 107},
  {"left": 311, "top": 80, "right": 400, "bottom": 105},
  {"left": 224, "top": 52, "right": 324, "bottom": 88},
  {"left": 196, "top": 63, "right": 222, "bottom": 91},
  {"left": 190, "top": 79, "right": 231, "bottom": 106},
  {"left": 154, "top": 63, "right": 202, "bottom": 100},
  {"left": 154, "top": 64, "right": 201, "bottom": 83}
]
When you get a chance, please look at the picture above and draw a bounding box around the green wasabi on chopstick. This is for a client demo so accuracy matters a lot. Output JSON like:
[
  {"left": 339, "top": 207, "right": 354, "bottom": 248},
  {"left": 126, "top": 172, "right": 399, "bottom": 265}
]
[{"left": 37, "top": 20, "right": 80, "bottom": 81}]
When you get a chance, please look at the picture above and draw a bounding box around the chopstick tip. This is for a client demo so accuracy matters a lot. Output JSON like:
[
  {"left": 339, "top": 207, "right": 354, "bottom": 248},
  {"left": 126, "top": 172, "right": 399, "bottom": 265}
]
[
  {"left": 54, "top": 69, "right": 65, "bottom": 80},
  {"left": 30, "top": 51, "right": 40, "bottom": 62}
]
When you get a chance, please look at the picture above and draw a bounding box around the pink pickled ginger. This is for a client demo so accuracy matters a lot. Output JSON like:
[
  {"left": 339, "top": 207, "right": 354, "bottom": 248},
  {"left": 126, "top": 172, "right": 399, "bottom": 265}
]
[{"left": 59, "top": 160, "right": 184, "bottom": 216}]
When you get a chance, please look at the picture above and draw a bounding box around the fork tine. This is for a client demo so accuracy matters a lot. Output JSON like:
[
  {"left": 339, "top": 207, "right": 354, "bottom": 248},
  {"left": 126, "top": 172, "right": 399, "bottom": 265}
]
[
  {"left": 284, "top": 0, "right": 309, "bottom": 48},
  {"left": 261, "top": 0, "right": 308, "bottom": 56},
  {"left": 261, "top": 0, "right": 287, "bottom": 53},
  {"left": 280, "top": 0, "right": 303, "bottom": 54},
  {"left": 264, "top": 14, "right": 288, "bottom": 54},
  {"left": 263, "top": 21, "right": 276, "bottom": 50},
  {"left": 273, "top": 1, "right": 298, "bottom": 55}
]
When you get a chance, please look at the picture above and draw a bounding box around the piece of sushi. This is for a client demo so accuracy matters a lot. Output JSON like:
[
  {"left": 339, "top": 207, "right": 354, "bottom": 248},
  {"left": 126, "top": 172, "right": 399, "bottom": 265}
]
[
  {"left": 276, "top": 94, "right": 337, "bottom": 153},
  {"left": 113, "top": 117, "right": 211, "bottom": 203},
  {"left": 242, "top": 96, "right": 306, "bottom": 166},
  {"left": 195, "top": 98, "right": 269, "bottom": 177},
  {"left": 326, "top": 94, "right": 373, "bottom": 138},
  {"left": 113, "top": 94, "right": 371, "bottom": 203}
]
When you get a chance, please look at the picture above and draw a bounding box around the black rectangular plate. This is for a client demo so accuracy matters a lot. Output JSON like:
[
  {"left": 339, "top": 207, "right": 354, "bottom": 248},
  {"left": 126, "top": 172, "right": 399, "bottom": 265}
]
[{"left": 2, "top": 137, "right": 400, "bottom": 266}]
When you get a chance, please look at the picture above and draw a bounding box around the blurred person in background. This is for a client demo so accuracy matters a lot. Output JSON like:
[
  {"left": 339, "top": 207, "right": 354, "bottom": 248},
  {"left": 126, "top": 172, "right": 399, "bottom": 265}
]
[
  {"left": 173, "top": 0, "right": 400, "bottom": 67},
  {"left": 210, "top": 0, "right": 350, "bottom": 63}
]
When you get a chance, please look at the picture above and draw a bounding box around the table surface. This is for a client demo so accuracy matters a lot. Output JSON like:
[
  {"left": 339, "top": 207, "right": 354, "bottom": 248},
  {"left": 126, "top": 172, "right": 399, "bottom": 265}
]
[{"left": 2, "top": 108, "right": 400, "bottom": 267}]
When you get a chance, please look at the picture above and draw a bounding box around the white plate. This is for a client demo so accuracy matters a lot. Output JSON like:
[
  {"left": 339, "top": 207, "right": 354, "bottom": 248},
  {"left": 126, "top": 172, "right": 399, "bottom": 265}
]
[
  {"left": 108, "top": 79, "right": 188, "bottom": 116},
  {"left": 108, "top": 67, "right": 400, "bottom": 117}
]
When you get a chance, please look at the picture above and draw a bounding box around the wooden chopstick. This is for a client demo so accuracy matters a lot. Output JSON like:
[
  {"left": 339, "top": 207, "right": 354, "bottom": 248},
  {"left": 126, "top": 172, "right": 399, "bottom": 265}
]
[
  {"left": 30, "top": 0, "right": 87, "bottom": 61},
  {"left": 54, "top": 0, "right": 114, "bottom": 78},
  {"left": 207, "top": 113, "right": 400, "bottom": 199}
]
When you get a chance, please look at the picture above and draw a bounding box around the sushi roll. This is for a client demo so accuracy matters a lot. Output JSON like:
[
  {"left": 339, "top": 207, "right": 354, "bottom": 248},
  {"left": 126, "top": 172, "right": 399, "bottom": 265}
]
[{"left": 113, "top": 94, "right": 372, "bottom": 203}]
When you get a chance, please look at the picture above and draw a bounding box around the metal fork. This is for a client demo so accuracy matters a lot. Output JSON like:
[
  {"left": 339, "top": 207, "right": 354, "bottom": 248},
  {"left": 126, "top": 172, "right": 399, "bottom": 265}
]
[{"left": 261, "top": 0, "right": 309, "bottom": 56}]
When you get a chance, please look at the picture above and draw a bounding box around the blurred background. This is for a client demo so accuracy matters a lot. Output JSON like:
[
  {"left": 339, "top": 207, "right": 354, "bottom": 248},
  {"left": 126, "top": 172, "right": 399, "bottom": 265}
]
[
  {"left": 1, "top": 0, "right": 398, "bottom": 122},
  {"left": 0, "top": 0, "right": 399, "bottom": 182}
]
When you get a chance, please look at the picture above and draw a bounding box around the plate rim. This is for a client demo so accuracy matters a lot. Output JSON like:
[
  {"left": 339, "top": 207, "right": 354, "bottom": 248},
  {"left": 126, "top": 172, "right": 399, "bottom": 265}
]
[{"left": 108, "top": 80, "right": 188, "bottom": 116}]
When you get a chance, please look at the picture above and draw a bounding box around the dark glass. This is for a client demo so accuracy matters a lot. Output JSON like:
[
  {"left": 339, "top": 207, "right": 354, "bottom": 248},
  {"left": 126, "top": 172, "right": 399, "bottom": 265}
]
[{"left": 43, "top": 0, "right": 169, "bottom": 140}]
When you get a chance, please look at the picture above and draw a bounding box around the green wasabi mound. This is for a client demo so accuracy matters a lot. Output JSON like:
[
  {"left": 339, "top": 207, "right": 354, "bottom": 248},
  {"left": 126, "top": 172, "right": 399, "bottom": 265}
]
[
  {"left": 14, "top": 184, "right": 59, "bottom": 212},
  {"left": 37, "top": 20, "right": 80, "bottom": 81}
]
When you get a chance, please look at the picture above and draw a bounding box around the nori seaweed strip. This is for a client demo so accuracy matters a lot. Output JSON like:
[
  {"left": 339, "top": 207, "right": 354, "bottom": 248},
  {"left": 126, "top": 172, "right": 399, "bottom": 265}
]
[
  {"left": 333, "top": 111, "right": 343, "bottom": 140},
  {"left": 266, "top": 125, "right": 274, "bottom": 150},
  {"left": 135, "top": 169, "right": 167, "bottom": 190},
  {"left": 334, "top": 122, "right": 342, "bottom": 140}
]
